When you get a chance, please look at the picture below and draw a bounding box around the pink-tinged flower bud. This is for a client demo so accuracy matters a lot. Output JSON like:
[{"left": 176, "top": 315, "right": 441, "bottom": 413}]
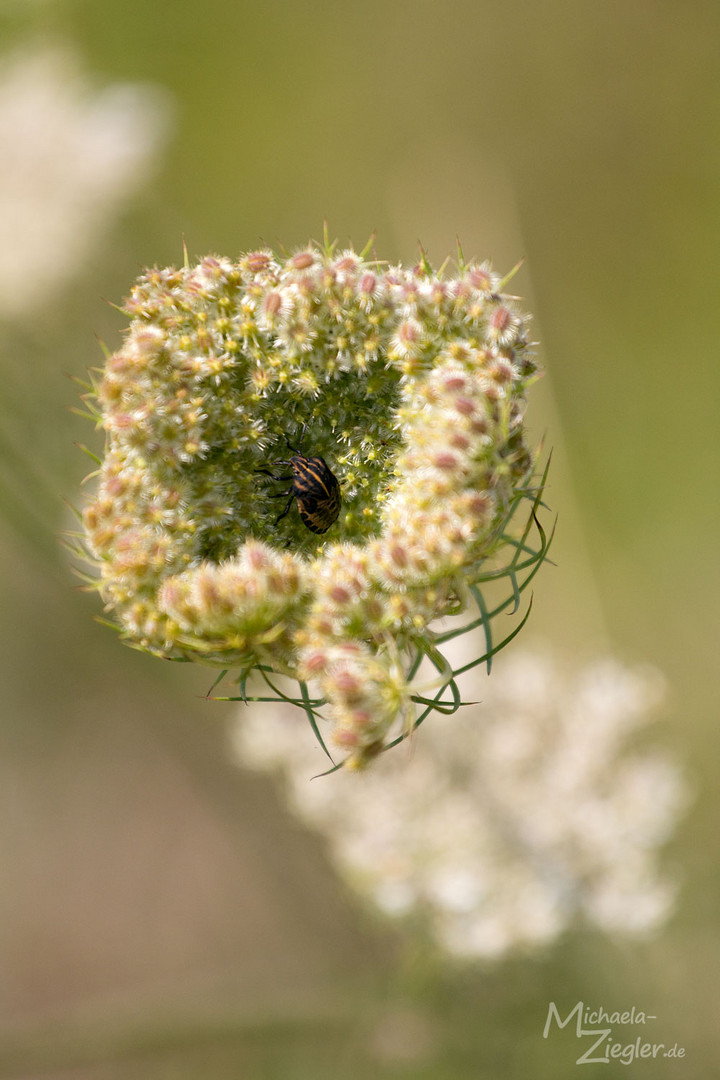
[
  {"left": 359, "top": 272, "right": 377, "bottom": 296},
  {"left": 433, "top": 451, "right": 460, "bottom": 471},
  {"left": 491, "top": 357, "right": 515, "bottom": 384},
  {"left": 469, "top": 414, "right": 489, "bottom": 435},
  {"left": 108, "top": 413, "right": 135, "bottom": 430},
  {"left": 334, "top": 252, "right": 361, "bottom": 273},
  {"left": 454, "top": 397, "right": 476, "bottom": 416},
  {"left": 104, "top": 474, "right": 127, "bottom": 497},
  {"left": 311, "top": 615, "right": 336, "bottom": 637},
  {"left": 245, "top": 542, "right": 269, "bottom": 572},
  {"left": 197, "top": 257, "right": 223, "bottom": 283},
  {"left": 346, "top": 709, "right": 374, "bottom": 731},
  {"left": 395, "top": 318, "right": 422, "bottom": 352},
  {"left": 389, "top": 542, "right": 408, "bottom": 568},
  {"left": 302, "top": 649, "right": 329, "bottom": 675},
  {"left": 442, "top": 374, "right": 468, "bottom": 392},
  {"left": 194, "top": 572, "right": 230, "bottom": 618},
  {"left": 264, "top": 291, "right": 282, "bottom": 317},
  {"left": 244, "top": 251, "right": 271, "bottom": 274},
  {"left": 449, "top": 431, "right": 471, "bottom": 451},
  {"left": 467, "top": 266, "right": 493, "bottom": 291},
  {"left": 464, "top": 492, "right": 492, "bottom": 517},
  {"left": 490, "top": 305, "right": 511, "bottom": 334},
  {"left": 291, "top": 251, "right": 315, "bottom": 270},
  {"left": 329, "top": 584, "right": 352, "bottom": 605},
  {"left": 332, "top": 670, "right": 363, "bottom": 700},
  {"left": 333, "top": 729, "right": 362, "bottom": 748}
]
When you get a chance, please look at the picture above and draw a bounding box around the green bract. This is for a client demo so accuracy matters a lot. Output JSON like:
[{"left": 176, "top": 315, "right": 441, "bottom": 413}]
[{"left": 80, "top": 238, "right": 551, "bottom": 768}]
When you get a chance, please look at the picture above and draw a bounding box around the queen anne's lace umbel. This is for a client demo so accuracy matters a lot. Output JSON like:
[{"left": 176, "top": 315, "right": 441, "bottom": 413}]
[{"left": 81, "top": 240, "right": 546, "bottom": 766}]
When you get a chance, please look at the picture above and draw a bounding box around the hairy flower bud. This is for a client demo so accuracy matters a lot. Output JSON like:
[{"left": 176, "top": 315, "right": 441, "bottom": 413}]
[{"left": 80, "top": 237, "right": 549, "bottom": 766}]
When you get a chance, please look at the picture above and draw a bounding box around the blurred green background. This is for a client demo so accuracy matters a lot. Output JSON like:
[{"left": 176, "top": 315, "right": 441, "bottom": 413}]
[{"left": 0, "top": 0, "right": 717, "bottom": 1076}]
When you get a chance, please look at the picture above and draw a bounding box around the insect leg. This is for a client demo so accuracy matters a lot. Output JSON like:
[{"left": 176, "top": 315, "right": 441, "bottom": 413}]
[
  {"left": 274, "top": 491, "right": 296, "bottom": 524},
  {"left": 255, "top": 468, "right": 294, "bottom": 481},
  {"left": 284, "top": 421, "right": 308, "bottom": 455}
]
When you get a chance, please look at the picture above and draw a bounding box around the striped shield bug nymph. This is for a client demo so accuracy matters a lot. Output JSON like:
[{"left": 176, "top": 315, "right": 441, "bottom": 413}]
[{"left": 256, "top": 430, "right": 342, "bottom": 535}]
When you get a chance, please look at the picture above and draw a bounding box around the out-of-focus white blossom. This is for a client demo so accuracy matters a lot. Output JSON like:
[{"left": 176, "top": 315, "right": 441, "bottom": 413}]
[
  {"left": 0, "top": 44, "right": 170, "bottom": 320},
  {"left": 233, "top": 650, "right": 689, "bottom": 960}
]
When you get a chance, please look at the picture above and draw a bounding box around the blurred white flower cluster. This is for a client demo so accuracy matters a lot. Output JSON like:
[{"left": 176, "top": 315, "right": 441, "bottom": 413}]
[
  {"left": 233, "top": 649, "right": 688, "bottom": 960},
  {"left": 0, "top": 44, "right": 170, "bottom": 321}
]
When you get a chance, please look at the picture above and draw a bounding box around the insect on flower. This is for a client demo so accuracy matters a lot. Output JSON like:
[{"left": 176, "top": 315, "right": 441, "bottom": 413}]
[{"left": 257, "top": 429, "right": 342, "bottom": 535}]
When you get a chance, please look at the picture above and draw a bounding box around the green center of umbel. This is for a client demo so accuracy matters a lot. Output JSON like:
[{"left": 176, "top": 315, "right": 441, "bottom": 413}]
[{"left": 196, "top": 377, "right": 404, "bottom": 561}]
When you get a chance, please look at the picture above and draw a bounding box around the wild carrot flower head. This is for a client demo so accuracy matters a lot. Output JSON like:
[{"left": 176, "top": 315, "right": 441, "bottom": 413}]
[{"left": 79, "top": 235, "right": 550, "bottom": 767}]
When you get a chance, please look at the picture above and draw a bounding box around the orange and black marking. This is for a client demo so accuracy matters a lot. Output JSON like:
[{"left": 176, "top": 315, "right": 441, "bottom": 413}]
[{"left": 257, "top": 432, "right": 341, "bottom": 535}]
